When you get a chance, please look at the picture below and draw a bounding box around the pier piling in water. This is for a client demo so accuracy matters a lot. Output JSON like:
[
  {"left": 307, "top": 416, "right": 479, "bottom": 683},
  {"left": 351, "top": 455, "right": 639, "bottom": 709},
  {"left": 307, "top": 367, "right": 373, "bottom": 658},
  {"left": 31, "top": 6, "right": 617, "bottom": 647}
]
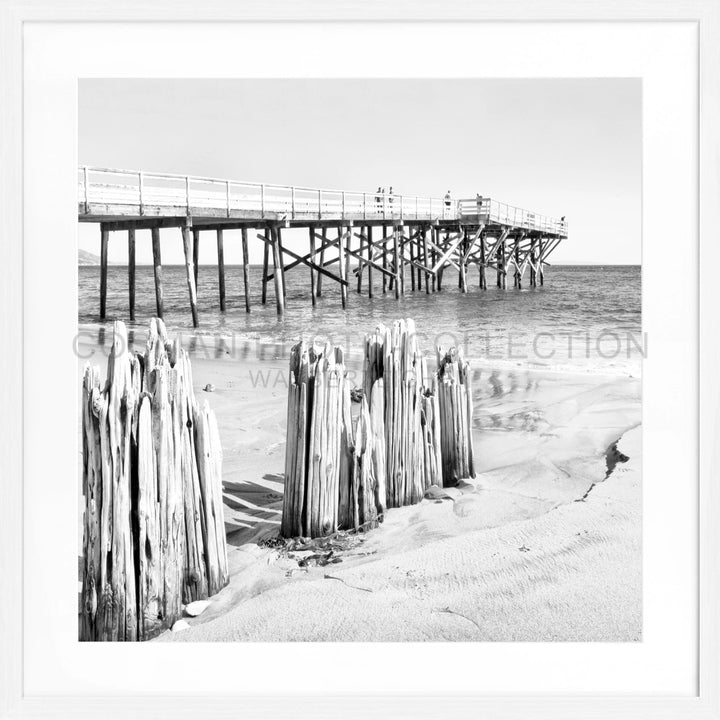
[{"left": 81, "top": 168, "right": 567, "bottom": 326}]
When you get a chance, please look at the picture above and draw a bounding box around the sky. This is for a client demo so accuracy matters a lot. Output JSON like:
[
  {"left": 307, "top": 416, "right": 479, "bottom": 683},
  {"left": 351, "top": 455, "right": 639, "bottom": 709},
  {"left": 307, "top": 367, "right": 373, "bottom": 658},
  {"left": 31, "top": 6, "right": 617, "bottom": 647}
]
[{"left": 78, "top": 79, "right": 641, "bottom": 265}]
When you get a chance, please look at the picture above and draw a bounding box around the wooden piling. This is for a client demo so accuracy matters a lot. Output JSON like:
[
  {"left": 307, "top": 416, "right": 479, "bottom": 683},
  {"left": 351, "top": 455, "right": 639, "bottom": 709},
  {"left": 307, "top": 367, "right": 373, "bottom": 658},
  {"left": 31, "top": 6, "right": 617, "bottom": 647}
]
[
  {"left": 422, "top": 226, "right": 430, "bottom": 294},
  {"left": 393, "top": 228, "right": 400, "bottom": 300},
  {"left": 80, "top": 319, "right": 228, "bottom": 641},
  {"left": 281, "top": 341, "right": 357, "bottom": 539},
  {"left": 382, "top": 226, "right": 388, "bottom": 294},
  {"left": 538, "top": 239, "right": 545, "bottom": 285},
  {"left": 270, "top": 225, "right": 285, "bottom": 315},
  {"left": 367, "top": 226, "right": 374, "bottom": 298},
  {"left": 100, "top": 225, "right": 109, "bottom": 319},
  {"left": 309, "top": 227, "right": 317, "bottom": 307},
  {"left": 277, "top": 226, "right": 287, "bottom": 308},
  {"left": 363, "top": 320, "right": 443, "bottom": 507},
  {"left": 459, "top": 230, "right": 468, "bottom": 294},
  {"left": 436, "top": 345, "right": 476, "bottom": 486},
  {"left": 181, "top": 225, "right": 199, "bottom": 328},
  {"left": 127, "top": 228, "right": 136, "bottom": 320},
  {"left": 261, "top": 228, "right": 269, "bottom": 304},
  {"left": 530, "top": 238, "right": 537, "bottom": 287},
  {"left": 151, "top": 226, "right": 164, "bottom": 318},
  {"left": 241, "top": 227, "right": 251, "bottom": 313},
  {"left": 338, "top": 227, "right": 347, "bottom": 309},
  {"left": 344, "top": 227, "right": 352, "bottom": 303},
  {"left": 216, "top": 228, "right": 226, "bottom": 311},
  {"left": 192, "top": 229, "right": 200, "bottom": 291},
  {"left": 317, "top": 228, "right": 326, "bottom": 297},
  {"left": 410, "top": 237, "right": 416, "bottom": 292},
  {"left": 356, "top": 229, "right": 364, "bottom": 294},
  {"left": 479, "top": 233, "right": 487, "bottom": 290},
  {"left": 514, "top": 240, "right": 521, "bottom": 289}
]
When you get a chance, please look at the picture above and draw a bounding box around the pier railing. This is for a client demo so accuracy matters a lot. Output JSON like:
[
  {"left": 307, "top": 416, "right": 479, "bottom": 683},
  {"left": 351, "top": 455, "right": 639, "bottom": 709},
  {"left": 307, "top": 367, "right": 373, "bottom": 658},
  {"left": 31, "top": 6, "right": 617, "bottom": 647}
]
[
  {"left": 78, "top": 166, "right": 567, "bottom": 235},
  {"left": 79, "top": 167, "right": 458, "bottom": 222},
  {"left": 457, "top": 197, "right": 568, "bottom": 236}
]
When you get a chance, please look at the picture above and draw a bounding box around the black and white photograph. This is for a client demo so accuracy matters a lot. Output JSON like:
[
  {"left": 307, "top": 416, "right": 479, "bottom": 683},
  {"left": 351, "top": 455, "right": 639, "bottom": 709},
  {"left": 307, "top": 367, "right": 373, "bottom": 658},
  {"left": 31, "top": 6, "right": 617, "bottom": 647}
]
[{"left": 76, "top": 78, "right": 642, "bottom": 643}]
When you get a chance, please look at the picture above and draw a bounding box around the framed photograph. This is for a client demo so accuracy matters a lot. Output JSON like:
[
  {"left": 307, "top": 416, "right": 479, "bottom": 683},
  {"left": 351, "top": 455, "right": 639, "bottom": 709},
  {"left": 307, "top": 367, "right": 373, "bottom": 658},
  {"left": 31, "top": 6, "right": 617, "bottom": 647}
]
[{"left": 1, "top": 2, "right": 719, "bottom": 718}]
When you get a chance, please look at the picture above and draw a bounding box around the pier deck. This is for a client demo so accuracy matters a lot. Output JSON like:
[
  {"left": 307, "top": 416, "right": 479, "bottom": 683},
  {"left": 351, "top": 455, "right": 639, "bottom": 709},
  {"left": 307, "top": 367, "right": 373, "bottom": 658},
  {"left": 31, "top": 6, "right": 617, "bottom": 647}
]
[{"left": 79, "top": 167, "right": 568, "bottom": 327}]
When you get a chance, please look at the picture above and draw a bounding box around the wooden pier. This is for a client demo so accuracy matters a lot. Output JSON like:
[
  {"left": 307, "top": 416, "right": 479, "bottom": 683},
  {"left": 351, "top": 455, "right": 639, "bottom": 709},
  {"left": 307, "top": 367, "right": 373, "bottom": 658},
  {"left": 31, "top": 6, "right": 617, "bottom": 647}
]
[{"left": 79, "top": 167, "right": 568, "bottom": 328}]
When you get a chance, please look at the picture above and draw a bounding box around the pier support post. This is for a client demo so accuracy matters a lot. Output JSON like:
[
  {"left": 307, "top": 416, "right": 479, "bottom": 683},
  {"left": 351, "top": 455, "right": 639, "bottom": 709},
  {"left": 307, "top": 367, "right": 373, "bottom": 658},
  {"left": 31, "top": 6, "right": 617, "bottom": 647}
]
[
  {"left": 530, "top": 238, "right": 537, "bottom": 287},
  {"left": 357, "top": 228, "right": 364, "bottom": 294},
  {"left": 151, "top": 226, "right": 164, "bottom": 318},
  {"left": 382, "top": 226, "right": 388, "bottom": 294},
  {"left": 99, "top": 225, "right": 109, "bottom": 319},
  {"left": 345, "top": 226, "right": 352, "bottom": 302},
  {"left": 459, "top": 228, "right": 468, "bottom": 294},
  {"left": 338, "top": 226, "right": 348, "bottom": 309},
  {"left": 128, "top": 228, "right": 136, "bottom": 320},
  {"left": 308, "top": 227, "right": 317, "bottom": 307},
  {"left": 277, "top": 227, "right": 287, "bottom": 308},
  {"left": 192, "top": 229, "right": 200, "bottom": 291},
  {"left": 393, "top": 227, "right": 401, "bottom": 300},
  {"left": 216, "top": 228, "right": 226, "bottom": 311},
  {"left": 514, "top": 240, "right": 521, "bottom": 289},
  {"left": 181, "top": 225, "right": 199, "bottom": 328},
  {"left": 422, "top": 226, "right": 430, "bottom": 294},
  {"left": 270, "top": 225, "right": 285, "bottom": 316},
  {"left": 241, "top": 228, "right": 251, "bottom": 313},
  {"left": 538, "top": 239, "right": 544, "bottom": 286},
  {"left": 479, "top": 233, "right": 486, "bottom": 290},
  {"left": 261, "top": 228, "right": 269, "bottom": 304},
  {"left": 410, "top": 235, "right": 416, "bottom": 292},
  {"left": 497, "top": 237, "right": 504, "bottom": 288},
  {"left": 317, "top": 228, "right": 326, "bottom": 297},
  {"left": 431, "top": 227, "right": 437, "bottom": 292},
  {"left": 367, "top": 226, "right": 373, "bottom": 298}
]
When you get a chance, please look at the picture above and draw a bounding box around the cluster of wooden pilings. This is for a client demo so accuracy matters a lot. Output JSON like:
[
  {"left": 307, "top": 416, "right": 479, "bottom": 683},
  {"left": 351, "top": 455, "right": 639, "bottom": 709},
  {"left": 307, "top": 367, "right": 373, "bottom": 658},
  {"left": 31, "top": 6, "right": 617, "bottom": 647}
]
[
  {"left": 281, "top": 319, "right": 476, "bottom": 540},
  {"left": 95, "top": 219, "right": 561, "bottom": 328},
  {"left": 80, "top": 318, "right": 228, "bottom": 641}
]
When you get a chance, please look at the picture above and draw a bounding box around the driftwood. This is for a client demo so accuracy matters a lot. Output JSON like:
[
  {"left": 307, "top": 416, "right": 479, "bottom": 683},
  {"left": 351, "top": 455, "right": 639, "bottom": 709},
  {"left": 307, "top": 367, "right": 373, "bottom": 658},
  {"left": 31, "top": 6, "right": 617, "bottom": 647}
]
[{"left": 81, "top": 319, "right": 228, "bottom": 641}]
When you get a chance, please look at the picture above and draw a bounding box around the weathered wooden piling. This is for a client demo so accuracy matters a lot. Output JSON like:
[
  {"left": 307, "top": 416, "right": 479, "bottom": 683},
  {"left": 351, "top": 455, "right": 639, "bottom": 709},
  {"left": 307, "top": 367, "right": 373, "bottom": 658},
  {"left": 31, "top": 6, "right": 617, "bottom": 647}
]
[
  {"left": 436, "top": 346, "right": 476, "bottom": 486},
  {"left": 80, "top": 318, "right": 228, "bottom": 641},
  {"left": 280, "top": 319, "right": 476, "bottom": 539},
  {"left": 363, "top": 319, "right": 443, "bottom": 507},
  {"left": 282, "top": 342, "right": 354, "bottom": 538}
]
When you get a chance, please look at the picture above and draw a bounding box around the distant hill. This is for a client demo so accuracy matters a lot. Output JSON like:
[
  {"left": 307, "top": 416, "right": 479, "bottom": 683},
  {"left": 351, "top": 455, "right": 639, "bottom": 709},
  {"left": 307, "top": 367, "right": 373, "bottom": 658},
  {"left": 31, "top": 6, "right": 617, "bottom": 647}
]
[{"left": 78, "top": 249, "right": 100, "bottom": 265}]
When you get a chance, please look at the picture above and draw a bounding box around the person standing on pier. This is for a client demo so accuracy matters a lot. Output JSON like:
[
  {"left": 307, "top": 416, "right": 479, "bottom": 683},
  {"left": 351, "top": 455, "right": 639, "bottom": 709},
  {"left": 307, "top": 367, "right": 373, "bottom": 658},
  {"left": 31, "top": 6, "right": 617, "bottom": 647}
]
[
  {"left": 445, "top": 190, "right": 453, "bottom": 217},
  {"left": 375, "top": 186, "right": 383, "bottom": 213}
]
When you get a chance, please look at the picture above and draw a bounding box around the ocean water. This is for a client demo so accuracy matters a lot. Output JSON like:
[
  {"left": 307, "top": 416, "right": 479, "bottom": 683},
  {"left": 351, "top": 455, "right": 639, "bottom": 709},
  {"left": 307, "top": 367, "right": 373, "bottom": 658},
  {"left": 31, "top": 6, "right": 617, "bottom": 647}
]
[{"left": 78, "top": 264, "right": 642, "bottom": 375}]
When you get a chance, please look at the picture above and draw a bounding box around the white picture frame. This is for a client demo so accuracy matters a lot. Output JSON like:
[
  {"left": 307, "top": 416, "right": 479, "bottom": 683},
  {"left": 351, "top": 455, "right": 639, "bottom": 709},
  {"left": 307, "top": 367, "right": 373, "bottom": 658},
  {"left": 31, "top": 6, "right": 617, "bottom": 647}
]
[{"left": 1, "top": 1, "right": 719, "bottom": 718}]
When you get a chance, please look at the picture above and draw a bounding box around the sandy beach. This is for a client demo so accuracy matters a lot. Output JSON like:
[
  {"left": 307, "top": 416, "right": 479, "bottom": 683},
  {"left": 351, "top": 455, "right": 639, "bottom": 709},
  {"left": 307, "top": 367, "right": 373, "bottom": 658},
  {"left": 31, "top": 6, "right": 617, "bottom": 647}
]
[{"left": 78, "top": 328, "right": 641, "bottom": 642}]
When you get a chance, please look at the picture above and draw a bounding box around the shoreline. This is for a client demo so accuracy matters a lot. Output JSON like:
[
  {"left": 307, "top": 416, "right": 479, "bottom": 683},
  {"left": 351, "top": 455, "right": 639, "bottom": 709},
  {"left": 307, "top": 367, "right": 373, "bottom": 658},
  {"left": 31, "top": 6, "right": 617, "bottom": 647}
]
[{"left": 77, "top": 321, "right": 642, "bottom": 379}]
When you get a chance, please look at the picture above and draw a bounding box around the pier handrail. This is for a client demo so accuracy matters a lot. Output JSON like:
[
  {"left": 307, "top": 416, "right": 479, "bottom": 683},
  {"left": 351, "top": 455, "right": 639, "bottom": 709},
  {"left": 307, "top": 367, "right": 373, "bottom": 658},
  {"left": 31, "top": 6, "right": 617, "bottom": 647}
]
[{"left": 78, "top": 166, "right": 567, "bottom": 235}]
